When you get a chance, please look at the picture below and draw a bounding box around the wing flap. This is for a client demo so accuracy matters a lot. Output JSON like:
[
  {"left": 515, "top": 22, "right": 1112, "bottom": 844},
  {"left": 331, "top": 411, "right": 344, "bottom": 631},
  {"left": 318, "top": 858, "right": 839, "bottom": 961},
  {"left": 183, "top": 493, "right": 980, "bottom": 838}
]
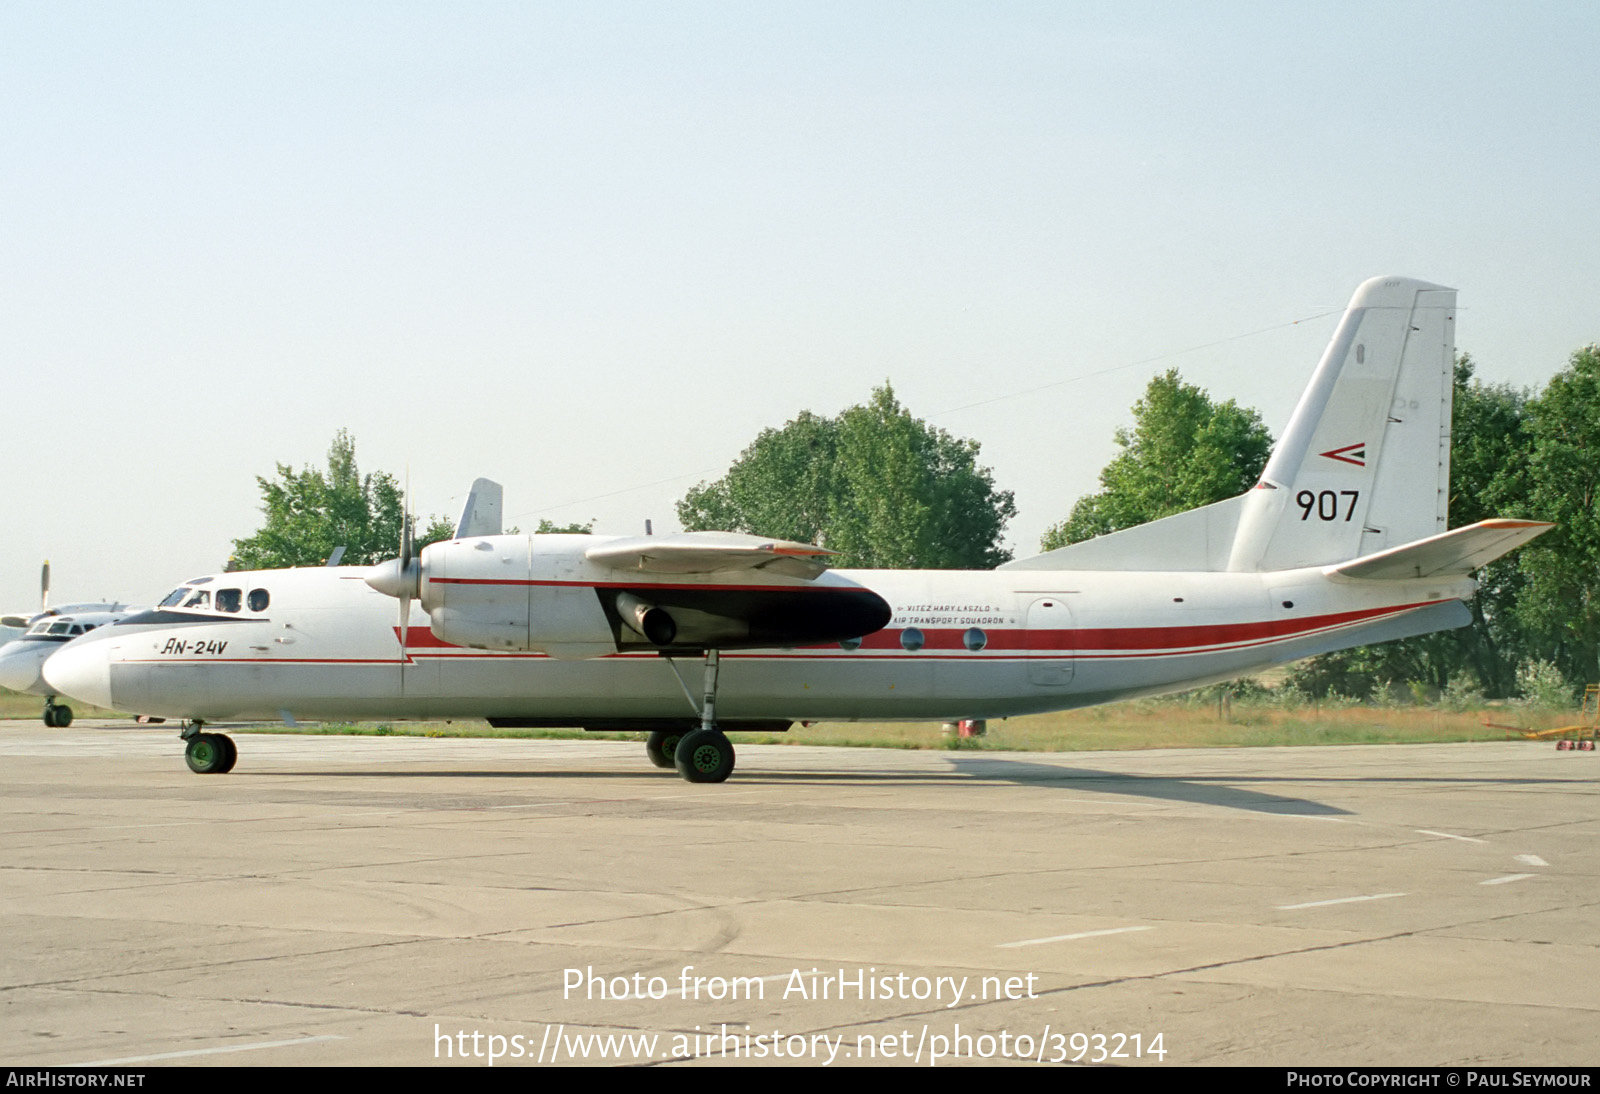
[
  {"left": 586, "top": 531, "right": 835, "bottom": 579},
  {"left": 1327, "top": 519, "right": 1553, "bottom": 581}
]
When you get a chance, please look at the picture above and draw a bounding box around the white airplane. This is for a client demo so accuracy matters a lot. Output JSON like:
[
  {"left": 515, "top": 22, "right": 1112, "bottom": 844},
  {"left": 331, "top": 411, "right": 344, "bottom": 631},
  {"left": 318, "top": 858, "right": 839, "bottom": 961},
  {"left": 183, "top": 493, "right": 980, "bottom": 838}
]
[
  {"left": 43, "top": 276, "right": 1552, "bottom": 781},
  {"left": 0, "top": 562, "right": 131, "bottom": 726}
]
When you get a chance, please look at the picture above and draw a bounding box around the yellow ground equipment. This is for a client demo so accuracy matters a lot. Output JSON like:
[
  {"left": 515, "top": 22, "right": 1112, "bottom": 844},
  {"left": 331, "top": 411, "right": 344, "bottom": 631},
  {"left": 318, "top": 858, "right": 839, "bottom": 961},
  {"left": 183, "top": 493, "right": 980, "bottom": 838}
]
[{"left": 1484, "top": 684, "right": 1600, "bottom": 749}]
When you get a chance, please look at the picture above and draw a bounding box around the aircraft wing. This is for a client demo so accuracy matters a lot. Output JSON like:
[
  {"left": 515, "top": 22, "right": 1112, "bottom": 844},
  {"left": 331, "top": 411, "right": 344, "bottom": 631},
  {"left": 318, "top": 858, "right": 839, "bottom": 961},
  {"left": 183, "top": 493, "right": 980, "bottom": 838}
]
[
  {"left": 1328, "top": 519, "right": 1554, "bottom": 581},
  {"left": 585, "top": 532, "right": 835, "bottom": 580}
]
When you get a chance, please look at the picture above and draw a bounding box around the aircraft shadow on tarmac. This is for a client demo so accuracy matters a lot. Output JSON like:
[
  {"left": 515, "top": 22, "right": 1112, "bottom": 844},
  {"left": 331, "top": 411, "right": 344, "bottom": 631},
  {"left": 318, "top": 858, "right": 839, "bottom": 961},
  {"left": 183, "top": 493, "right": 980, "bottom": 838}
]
[
  {"left": 243, "top": 754, "right": 1355, "bottom": 815},
  {"left": 936, "top": 755, "right": 1353, "bottom": 815}
]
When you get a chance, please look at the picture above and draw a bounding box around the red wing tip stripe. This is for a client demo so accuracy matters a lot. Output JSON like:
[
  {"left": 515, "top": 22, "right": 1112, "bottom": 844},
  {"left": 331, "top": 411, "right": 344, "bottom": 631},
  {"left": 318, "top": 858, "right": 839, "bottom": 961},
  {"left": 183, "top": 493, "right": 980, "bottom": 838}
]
[{"left": 391, "top": 600, "right": 1441, "bottom": 656}]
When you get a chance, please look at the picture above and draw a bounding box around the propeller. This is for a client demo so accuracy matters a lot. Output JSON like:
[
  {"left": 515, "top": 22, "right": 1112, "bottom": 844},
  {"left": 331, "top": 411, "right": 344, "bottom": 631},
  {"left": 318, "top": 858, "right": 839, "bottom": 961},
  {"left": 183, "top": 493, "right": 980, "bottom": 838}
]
[
  {"left": 364, "top": 483, "right": 422, "bottom": 690},
  {"left": 3, "top": 562, "right": 57, "bottom": 629},
  {"left": 399, "top": 486, "right": 415, "bottom": 659}
]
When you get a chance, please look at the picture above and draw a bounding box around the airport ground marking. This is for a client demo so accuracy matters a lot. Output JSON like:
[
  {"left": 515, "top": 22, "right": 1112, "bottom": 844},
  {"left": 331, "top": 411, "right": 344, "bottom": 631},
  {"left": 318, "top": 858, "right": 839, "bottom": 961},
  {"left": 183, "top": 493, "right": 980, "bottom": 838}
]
[
  {"left": 1416, "top": 829, "right": 1488, "bottom": 843},
  {"left": 79, "top": 1034, "right": 344, "bottom": 1065},
  {"left": 998, "top": 926, "right": 1155, "bottom": 948},
  {"left": 1276, "top": 892, "right": 1405, "bottom": 910},
  {"left": 1515, "top": 854, "right": 1549, "bottom": 867},
  {"left": 1480, "top": 873, "right": 1535, "bottom": 886}
]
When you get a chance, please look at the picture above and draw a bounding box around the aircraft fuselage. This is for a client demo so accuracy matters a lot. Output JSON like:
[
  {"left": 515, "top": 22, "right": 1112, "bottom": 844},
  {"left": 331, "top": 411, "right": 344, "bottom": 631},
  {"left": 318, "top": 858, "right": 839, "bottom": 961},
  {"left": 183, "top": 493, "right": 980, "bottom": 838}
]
[{"left": 44, "top": 562, "right": 1472, "bottom": 726}]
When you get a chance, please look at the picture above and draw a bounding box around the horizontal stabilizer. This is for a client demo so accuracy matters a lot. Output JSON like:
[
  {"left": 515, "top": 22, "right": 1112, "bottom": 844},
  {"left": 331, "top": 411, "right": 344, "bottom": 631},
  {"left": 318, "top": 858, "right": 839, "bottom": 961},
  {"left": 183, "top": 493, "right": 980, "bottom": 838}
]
[
  {"left": 454, "top": 478, "right": 504, "bottom": 538},
  {"left": 1328, "top": 519, "right": 1554, "bottom": 581},
  {"left": 586, "top": 531, "right": 834, "bottom": 579}
]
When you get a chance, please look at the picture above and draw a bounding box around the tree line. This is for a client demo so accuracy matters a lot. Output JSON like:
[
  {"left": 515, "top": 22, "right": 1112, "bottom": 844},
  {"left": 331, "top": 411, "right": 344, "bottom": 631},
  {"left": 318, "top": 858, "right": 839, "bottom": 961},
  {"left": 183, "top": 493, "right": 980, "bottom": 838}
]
[{"left": 233, "top": 344, "right": 1600, "bottom": 701}]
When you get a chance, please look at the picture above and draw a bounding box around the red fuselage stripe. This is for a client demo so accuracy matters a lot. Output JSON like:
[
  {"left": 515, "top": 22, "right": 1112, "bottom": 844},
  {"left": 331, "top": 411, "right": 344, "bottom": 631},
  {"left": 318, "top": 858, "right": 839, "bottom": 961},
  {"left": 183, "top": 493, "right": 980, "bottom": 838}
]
[{"left": 394, "top": 599, "right": 1437, "bottom": 653}]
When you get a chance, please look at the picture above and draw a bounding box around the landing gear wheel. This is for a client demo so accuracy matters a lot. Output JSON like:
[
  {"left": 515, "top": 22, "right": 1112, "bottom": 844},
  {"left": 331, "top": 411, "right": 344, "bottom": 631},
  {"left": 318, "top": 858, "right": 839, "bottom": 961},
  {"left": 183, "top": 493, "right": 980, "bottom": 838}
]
[
  {"left": 215, "top": 734, "right": 238, "bottom": 773},
  {"left": 185, "top": 733, "right": 230, "bottom": 774},
  {"left": 53, "top": 705, "right": 72, "bottom": 728},
  {"left": 42, "top": 706, "right": 58, "bottom": 727},
  {"left": 646, "top": 729, "right": 686, "bottom": 769},
  {"left": 673, "top": 728, "right": 735, "bottom": 784}
]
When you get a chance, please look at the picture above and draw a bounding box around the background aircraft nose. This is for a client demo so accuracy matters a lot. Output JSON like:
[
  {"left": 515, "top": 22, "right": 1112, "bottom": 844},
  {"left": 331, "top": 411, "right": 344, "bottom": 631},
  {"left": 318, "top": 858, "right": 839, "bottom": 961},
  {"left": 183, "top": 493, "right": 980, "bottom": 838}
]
[
  {"left": 0, "top": 643, "right": 48, "bottom": 693},
  {"left": 42, "top": 640, "right": 114, "bottom": 710}
]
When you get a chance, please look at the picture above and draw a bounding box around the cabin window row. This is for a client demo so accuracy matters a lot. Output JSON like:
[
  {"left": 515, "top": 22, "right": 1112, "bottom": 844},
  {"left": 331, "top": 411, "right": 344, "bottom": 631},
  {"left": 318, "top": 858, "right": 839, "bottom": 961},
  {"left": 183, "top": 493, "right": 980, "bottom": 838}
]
[
  {"left": 838, "top": 627, "right": 989, "bottom": 652},
  {"left": 159, "top": 587, "right": 271, "bottom": 612},
  {"left": 30, "top": 621, "right": 102, "bottom": 636}
]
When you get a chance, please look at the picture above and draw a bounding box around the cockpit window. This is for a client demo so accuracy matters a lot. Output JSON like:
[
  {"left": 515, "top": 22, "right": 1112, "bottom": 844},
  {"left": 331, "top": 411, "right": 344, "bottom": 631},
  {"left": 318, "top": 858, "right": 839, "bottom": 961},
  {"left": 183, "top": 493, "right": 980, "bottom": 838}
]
[
  {"left": 182, "top": 589, "right": 211, "bottom": 609},
  {"left": 27, "top": 621, "right": 50, "bottom": 635},
  {"left": 159, "top": 588, "right": 189, "bottom": 608},
  {"left": 248, "top": 588, "right": 270, "bottom": 612},
  {"left": 216, "top": 589, "right": 242, "bottom": 613},
  {"left": 48, "top": 622, "right": 71, "bottom": 635},
  {"left": 68, "top": 625, "right": 83, "bottom": 635}
]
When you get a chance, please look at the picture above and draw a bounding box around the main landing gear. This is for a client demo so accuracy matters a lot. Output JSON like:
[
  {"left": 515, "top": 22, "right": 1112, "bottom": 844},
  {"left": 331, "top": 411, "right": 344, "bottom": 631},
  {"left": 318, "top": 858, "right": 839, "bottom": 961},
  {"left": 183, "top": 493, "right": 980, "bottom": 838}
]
[
  {"left": 646, "top": 729, "right": 686, "bottom": 769},
  {"left": 652, "top": 649, "right": 736, "bottom": 784},
  {"left": 181, "top": 722, "right": 237, "bottom": 774},
  {"left": 42, "top": 699, "right": 72, "bottom": 728}
]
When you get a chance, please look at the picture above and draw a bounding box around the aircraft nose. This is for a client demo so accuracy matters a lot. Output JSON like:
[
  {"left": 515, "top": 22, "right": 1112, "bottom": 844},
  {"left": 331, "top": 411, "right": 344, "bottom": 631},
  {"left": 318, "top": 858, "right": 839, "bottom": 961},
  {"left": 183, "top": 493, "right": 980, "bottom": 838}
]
[
  {"left": 42, "top": 640, "right": 114, "bottom": 710},
  {"left": 0, "top": 642, "right": 46, "bottom": 693}
]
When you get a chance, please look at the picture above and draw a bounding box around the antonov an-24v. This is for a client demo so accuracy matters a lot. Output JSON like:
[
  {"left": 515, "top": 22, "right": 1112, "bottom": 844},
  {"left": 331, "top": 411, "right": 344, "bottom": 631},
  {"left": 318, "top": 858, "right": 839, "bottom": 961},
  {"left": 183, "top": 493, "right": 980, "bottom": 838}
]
[{"left": 44, "top": 277, "right": 1551, "bottom": 782}]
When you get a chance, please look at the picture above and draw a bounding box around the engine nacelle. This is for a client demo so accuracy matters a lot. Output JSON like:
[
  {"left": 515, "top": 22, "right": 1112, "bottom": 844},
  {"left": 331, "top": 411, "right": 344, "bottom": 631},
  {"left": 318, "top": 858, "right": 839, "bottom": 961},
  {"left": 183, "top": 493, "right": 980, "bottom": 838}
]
[
  {"left": 420, "top": 535, "right": 616, "bottom": 660},
  {"left": 413, "top": 533, "right": 891, "bottom": 660}
]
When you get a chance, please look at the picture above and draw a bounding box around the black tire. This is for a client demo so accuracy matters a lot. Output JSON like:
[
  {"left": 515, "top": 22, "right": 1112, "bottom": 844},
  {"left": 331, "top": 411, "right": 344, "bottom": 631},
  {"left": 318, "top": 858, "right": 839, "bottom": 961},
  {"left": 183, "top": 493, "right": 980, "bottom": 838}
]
[
  {"left": 673, "top": 728, "right": 735, "bottom": 784},
  {"left": 54, "top": 705, "right": 72, "bottom": 729},
  {"left": 185, "top": 734, "right": 228, "bottom": 774},
  {"left": 42, "top": 707, "right": 57, "bottom": 727},
  {"left": 646, "top": 729, "right": 685, "bottom": 769},
  {"left": 215, "top": 734, "right": 238, "bottom": 773}
]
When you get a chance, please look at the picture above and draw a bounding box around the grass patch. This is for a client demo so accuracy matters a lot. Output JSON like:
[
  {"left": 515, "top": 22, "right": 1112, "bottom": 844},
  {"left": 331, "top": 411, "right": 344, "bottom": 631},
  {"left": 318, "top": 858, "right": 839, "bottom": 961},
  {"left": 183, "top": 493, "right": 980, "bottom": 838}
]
[
  {"left": 0, "top": 688, "right": 121, "bottom": 721},
  {"left": 223, "top": 698, "right": 1584, "bottom": 752}
]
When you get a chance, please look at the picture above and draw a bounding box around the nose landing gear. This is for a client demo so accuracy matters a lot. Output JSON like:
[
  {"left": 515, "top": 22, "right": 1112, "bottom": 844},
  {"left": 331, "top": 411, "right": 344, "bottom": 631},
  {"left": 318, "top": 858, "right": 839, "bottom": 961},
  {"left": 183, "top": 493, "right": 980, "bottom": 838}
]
[{"left": 180, "top": 722, "right": 237, "bottom": 774}]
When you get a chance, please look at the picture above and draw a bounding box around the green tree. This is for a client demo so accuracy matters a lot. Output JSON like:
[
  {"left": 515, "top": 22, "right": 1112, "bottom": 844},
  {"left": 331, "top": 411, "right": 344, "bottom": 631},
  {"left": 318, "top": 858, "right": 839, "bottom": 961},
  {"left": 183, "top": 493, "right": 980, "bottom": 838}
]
[
  {"left": 232, "top": 430, "right": 450, "bottom": 569},
  {"left": 677, "top": 411, "right": 838, "bottom": 548},
  {"left": 1443, "top": 356, "right": 1537, "bottom": 696},
  {"left": 1040, "top": 369, "right": 1272, "bottom": 550},
  {"left": 1511, "top": 344, "right": 1600, "bottom": 685},
  {"left": 678, "top": 385, "right": 1016, "bottom": 569}
]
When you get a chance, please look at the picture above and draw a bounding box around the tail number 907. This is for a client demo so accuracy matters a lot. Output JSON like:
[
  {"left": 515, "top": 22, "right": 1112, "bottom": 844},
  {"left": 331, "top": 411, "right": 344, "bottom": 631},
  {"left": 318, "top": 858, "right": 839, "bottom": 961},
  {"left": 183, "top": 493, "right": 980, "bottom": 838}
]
[{"left": 1297, "top": 489, "right": 1359, "bottom": 521}]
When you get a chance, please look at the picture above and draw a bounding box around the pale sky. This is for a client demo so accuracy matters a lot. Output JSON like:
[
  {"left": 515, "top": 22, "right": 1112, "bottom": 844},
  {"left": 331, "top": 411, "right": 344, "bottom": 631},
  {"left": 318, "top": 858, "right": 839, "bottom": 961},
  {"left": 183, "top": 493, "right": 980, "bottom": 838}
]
[{"left": 3, "top": 2, "right": 1597, "bottom": 612}]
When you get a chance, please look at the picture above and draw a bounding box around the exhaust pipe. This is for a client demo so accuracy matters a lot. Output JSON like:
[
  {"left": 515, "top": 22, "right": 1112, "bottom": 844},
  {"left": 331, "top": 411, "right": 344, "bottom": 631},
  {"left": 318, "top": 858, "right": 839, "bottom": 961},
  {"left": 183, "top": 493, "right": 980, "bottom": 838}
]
[{"left": 615, "top": 592, "right": 677, "bottom": 646}]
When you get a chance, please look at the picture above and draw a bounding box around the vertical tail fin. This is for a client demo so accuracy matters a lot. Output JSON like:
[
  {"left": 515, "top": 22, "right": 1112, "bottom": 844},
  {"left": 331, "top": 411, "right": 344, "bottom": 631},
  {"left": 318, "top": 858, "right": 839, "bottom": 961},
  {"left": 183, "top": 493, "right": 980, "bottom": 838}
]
[
  {"left": 1225, "top": 276, "right": 1455, "bottom": 571},
  {"left": 454, "top": 478, "right": 504, "bottom": 539},
  {"left": 1000, "top": 275, "right": 1457, "bottom": 575}
]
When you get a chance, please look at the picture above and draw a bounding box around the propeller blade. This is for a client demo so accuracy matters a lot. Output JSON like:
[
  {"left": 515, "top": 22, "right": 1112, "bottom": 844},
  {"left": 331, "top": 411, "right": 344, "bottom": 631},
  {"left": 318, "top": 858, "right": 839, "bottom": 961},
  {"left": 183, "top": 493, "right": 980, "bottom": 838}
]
[
  {"left": 399, "top": 473, "right": 414, "bottom": 692},
  {"left": 41, "top": 561, "right": 49, "bottom": 611}
]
